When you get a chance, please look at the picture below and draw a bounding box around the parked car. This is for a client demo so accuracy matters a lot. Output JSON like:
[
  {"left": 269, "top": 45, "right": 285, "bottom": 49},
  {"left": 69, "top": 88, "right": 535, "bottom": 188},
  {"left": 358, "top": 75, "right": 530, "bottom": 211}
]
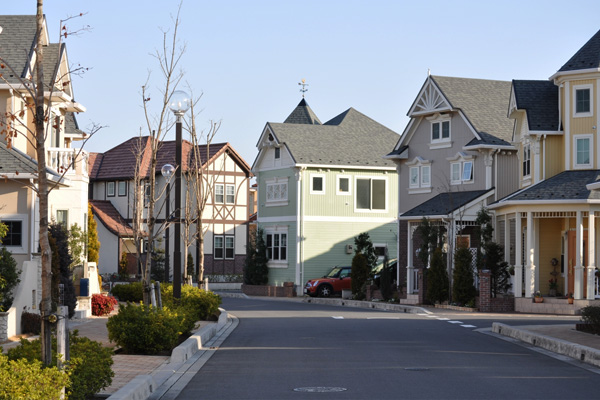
[
  {"left": 372, "top": 260, "right": 398, "bottom": 287},
  {"left": 304, "top": 266, "right": 351, "bottom": 297}
]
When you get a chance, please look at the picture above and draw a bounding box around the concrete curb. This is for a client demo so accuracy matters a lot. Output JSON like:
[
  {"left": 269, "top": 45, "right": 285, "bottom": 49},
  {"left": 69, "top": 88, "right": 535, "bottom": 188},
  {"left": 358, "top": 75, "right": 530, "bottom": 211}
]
[
  {"left": 107, "top": 308, "right": 229, "bottom": 400},
  {"left": 492, "top": 322, "right": 600, "bottom": 368},
  {"left": 301, "top": 297, "right": 430, "bottom": 314}
]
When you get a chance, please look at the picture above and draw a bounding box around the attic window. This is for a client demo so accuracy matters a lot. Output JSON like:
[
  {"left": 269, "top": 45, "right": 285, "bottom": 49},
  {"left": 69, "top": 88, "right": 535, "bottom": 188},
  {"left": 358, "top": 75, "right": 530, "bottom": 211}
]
[{"left": 426, "top": 113, "right": 452, "bottom": 149}]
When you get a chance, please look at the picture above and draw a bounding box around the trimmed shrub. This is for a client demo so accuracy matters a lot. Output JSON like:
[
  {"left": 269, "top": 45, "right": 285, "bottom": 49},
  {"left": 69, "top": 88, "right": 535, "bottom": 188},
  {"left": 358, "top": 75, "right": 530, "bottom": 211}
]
[
  {"left": 452, "top": 246, "right": 476, "bottom": 306},
  {"left": 106, "top": 303, "right": 193, "bottom": 355},
  {"left": 111, "top": 281, "right": 143, "bottom": 302},
  {"left": 426, "top": 248, "right": 449, "bottom": 305},
  {"left": 6, "top": 331, "right": 113, "bottom": 400},
  {"left": 351, "top": 253, "right": 369, "bottom": 300},
  {"left": 379, "top": 256, "right": 394, "bottom": 301},
  {"left": 0, "top": 353, "right": 69, "bottom": 400},
  {"left": 92, "top": 293, "right": 118, "bottom": 316},
  {"left": 581, "top": 306, "right": 600, "bottom": 334},
  {"left": 0, "top": 247, "right": 20, "bottom": 312},
  {"left": 244, "top": 228, "right": 269, "bottom": 285},
  {"left": 21, "top": 311, "right": 41, "bottom": 335},
  {"left": 161, "top": 284, "right": 221, "bottom": 321}
]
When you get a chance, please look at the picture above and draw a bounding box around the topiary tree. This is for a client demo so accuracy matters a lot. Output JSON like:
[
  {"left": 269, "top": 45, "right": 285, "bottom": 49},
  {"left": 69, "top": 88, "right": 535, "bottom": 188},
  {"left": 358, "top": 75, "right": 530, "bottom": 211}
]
[
  {"left": 416, "top": 217, "right": 439, "bottom": 268},
  {"left": 87, "top": 204, "right": 100, "bottom": 265},
  {"left": 244, "top": 228, "right": 269, "bottom": 285},
  {"left": 452, "top": 245, "right": 476, "bottom": 306},
  {"left": 48, "top": 223, "right": 77, "bottom": 318},
  {"left": 484, "top": 242, "right": 511, "bottom": 297},
  {"left": 351, "top": 252, "right": 369, "bottom": 300},
  {"left": 426, "top": 247, "right": 449, "bottom": 304}
]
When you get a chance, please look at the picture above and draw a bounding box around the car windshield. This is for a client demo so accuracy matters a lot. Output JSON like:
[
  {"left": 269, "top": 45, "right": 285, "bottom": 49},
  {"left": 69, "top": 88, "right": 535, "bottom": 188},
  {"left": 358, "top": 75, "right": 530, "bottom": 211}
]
[{"left": 325, "top": 267, "right": 344, "bottom": 278}]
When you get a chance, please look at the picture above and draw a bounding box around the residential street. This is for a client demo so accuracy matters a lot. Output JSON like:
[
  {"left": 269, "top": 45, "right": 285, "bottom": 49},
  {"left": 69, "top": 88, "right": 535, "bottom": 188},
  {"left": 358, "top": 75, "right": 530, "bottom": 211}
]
[{"left": 171, "top": 298, "right": 600, "bottom": 399}]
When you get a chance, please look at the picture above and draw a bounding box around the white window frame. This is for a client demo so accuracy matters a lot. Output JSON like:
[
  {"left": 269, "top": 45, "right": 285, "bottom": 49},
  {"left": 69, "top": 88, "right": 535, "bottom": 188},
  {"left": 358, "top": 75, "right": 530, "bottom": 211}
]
[
  {"left": 225, "top": 235, "right": 235, "bottom": 259},
  {"left": 214, "top": 236, "right": 224, "bottom": 259},
  {"left": 226, "top": 184, "right": 235, "bottom": 204},
  {"left": 265, "top": 177, "right": 289, "bottom": 207},
  {"left": 574, "top": 134, "right": 593, "bottom": 169},
  {"left": 573, "top": 84, "right": 593, "bottom": 118},
  {"left": 215, "top": 184, "right": 224, "bottom": 204},
  {"left": 450, "top": 162, "right": 461, "bottom": 184},
  {"left": 447, "top": 153, "right": 475, "bottom": 185},
  {"left": 265, "top": 227, "right": 288, "bottom": 267},
  {"left": 427, "top": 114, "right": 452, "bottom": 149},
  {"left": 118, "top": 181, "right": 127, "bottom": 197},
  {"left": 374, "top": 244, "right": 388, "bottom": 261},
  {"left": 522, "top": 143, "right": 531, "bottom": 178},
  {"left": 310, "top": 174, "right": 325, "bottom": 195},
  {"left": 354, "top": 176, "right": 388, "bottom": 212},
  {"left": 407, "top": 157, "right": 432, "bottom": 193},
  {"left": 56, "top": 210, "right": 68, "bottom": 228},
  {"left": 106, "top": 181, "right": 115, "bottom": 197},
  {"left": 0, "top": 215, "right": 28, "bottom": 254},
  {"left": 274, "top": 147, "right": 281, "bottom": 160},
  {"left": 336, "top": 175, "right": 351, "bottom": 195}
]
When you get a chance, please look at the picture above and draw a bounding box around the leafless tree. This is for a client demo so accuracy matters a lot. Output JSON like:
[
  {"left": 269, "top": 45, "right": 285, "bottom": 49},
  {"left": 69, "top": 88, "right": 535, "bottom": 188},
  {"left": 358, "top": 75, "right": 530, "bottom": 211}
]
[{"left": 0, "top": 1, "right": 99, "bottom": 364}]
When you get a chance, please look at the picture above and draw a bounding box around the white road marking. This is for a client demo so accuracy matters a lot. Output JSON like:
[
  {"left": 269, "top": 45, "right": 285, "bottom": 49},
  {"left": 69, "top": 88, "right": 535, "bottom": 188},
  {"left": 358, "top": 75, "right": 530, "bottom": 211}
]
[
  {"left": 332, "top": 316, "right": 344, "bottom": 319},
  {"left": 367, "top": 317, "right": 401, "bottom": 320},
  {"left": 461, "top": 324, "right": 477, "bottom": 328},
  {"left": 436, "top": 318, "right": 450, "bottom": 321},
  {"left": 448, "top": 321, "right": 463, "bottom": 324}
]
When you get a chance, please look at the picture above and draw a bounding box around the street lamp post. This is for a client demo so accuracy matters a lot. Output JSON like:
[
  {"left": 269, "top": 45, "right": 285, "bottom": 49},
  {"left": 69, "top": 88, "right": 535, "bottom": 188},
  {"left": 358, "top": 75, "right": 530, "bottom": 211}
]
[
  {"left": 161, "top": 164, "right": 175, "bottom": 283},
  {"left": 168, "top": 90, "right": 191, "bottom": 299}
]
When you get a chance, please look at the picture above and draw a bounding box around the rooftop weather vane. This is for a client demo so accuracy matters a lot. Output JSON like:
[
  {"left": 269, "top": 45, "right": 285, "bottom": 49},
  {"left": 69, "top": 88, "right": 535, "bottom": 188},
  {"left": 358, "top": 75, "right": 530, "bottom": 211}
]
[{"left": 298, "top": 78, "right": 308, "bottom": 98}]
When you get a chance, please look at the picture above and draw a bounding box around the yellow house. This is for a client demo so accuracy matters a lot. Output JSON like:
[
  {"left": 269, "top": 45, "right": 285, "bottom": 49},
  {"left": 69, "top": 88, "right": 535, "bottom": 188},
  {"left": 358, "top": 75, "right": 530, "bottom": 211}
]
[{"left": 491, "top": 29, "right": 600, "bottom": 311}]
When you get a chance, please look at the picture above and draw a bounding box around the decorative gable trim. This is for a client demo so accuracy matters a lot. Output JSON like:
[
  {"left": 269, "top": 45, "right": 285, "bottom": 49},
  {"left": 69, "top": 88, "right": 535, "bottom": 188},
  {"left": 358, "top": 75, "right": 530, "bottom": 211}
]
[
  {"left": 446, "top": 152, "right": 474, "bottom": 162},
  {"left": 408, "top": 77, "right": 452, "bottom": 117}
]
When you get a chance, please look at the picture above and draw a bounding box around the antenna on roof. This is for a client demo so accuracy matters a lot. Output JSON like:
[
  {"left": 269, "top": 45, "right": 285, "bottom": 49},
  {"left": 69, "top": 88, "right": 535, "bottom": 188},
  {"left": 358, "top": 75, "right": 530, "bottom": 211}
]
[{"left": 298, "top": 78, "right": 309, "bottom": 98}]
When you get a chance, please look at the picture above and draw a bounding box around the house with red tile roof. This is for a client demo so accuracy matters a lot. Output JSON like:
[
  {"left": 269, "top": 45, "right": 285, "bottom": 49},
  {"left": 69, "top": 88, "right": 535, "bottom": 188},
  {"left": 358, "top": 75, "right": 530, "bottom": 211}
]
[{"left": 88, "top": 136, "right": 253, "bottom": 280}]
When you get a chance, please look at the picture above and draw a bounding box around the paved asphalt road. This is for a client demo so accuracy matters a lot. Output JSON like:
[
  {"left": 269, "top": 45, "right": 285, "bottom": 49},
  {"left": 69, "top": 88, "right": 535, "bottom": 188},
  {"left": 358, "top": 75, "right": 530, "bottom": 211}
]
[{"left": 175, "top": 297, "right": 600, "bottom": 399}]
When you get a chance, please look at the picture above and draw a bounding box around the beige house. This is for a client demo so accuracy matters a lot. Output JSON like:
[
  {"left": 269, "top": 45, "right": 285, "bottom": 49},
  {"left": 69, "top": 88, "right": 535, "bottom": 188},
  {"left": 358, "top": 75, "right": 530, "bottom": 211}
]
[
  {"left": 0, "top": 15, "right": 90, "bottom": 337},
  {"left": 491, "top": 29, "right": 600, "bottom": 310}
]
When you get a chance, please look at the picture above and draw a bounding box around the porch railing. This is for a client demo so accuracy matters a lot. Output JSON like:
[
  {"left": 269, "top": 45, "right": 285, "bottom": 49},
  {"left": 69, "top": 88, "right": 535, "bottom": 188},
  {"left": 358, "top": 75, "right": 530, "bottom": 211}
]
[{"left": 46, "top": 148, "right": 88, "bottom": 177}]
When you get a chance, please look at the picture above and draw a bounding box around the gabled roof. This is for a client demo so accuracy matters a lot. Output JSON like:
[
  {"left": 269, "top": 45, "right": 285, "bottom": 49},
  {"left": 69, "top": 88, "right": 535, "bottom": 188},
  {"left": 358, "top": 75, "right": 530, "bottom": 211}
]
[
  {"left": 511, "top": 80, "right": 560, "bottom": 132},
  {"left": 495, "top": 170, "right": 600, "bottom": 204},
  {"left": 89, "top": 137, "right": 251, "bottom": 181},
  {"left": 89, "top": 200, "right": 135, "bottom": 237},
  {"left": 431, "top": 76, "right": 513, "bottom": 144},
  {"left": 283, "top": 99, "right": 321, "bottom": 125},
  {"left": 401, "top": 189, "right": 492, "bottom": 218},
  {"left": 0, "top": 15, "right": 38, "bottom": 84},
  {"left": 266, "top": 107, "right": 400, "bottom": 168},
  {"left": 558, "top": 29, "right": 600, "bottom": 72}
]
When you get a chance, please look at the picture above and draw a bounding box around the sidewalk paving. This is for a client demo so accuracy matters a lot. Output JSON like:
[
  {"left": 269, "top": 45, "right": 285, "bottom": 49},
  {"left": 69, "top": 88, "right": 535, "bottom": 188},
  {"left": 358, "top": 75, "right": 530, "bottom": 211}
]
[{"left": 2, "top": 295, "right": 599, "bottom": 399}]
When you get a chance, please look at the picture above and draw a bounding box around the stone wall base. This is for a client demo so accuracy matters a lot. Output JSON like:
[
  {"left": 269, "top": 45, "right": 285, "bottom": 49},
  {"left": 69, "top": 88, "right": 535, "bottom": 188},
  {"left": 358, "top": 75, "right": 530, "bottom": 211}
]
[{"left": 241, "top": 283, "right": 296, "bottom": 297}]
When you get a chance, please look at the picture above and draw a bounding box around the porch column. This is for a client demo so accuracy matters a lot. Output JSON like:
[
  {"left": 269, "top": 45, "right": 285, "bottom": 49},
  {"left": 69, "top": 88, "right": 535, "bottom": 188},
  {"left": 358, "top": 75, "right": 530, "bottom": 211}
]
[
  {"left": 525, "top": 211, "right": 535, "bottom": 297},
  {"left": 575, "top": 211, "right": 584, "bottom": 299},
  {"left": 406, "top": 222, "right": 414, "bottom": 294},
  {"left": 587, "top": 212, "right": 596, "bottom": 299},
  {"left": 514, "top": 212, "right": 523, "bottom": 297}
]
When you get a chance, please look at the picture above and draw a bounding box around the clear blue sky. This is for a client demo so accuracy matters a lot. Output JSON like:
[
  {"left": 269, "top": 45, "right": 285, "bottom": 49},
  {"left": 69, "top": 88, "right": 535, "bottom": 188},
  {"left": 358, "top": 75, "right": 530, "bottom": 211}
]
[{"left": 4, "top": 1, "right": 600, "bottom": 165}]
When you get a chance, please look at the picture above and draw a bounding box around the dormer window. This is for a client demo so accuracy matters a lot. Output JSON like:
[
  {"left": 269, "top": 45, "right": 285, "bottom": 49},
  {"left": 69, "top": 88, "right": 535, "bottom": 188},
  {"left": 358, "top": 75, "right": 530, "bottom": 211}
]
[
  {"left": 406, "top": 157, "right": 432, "bottom": 193},
  {"left": 573, "top": 84, "right": 593, "bottom": 117},
  {"left": 427, "top": 113, "right": 452, "bottom": 149},
  {"left": 447, "top": 152, "right": 474, "bottom": 185}
]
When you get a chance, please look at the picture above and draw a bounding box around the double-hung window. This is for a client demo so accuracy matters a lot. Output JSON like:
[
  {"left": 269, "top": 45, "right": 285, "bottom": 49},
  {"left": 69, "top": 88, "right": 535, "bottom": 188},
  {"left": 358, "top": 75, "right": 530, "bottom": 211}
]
[
  {"left": 574, "top": 84, "right": 593, "bottom": 117},
  {"left": 266, "top": 232, "right": 287, "bottom": 261},
  {"left": 407, "top": 157, "right": 432, "bottom": 192},
  {"left": 57, "top": 210, "right": 68, "bottom": 228},
  {"left": 432, "top": 120, "right": 450, "bottom": 142},
  {"left": 310, "top": 174, "right": 325, "bottom": 194},
  {"left": 107, "top": 181, "right": 115, "bottom": 197},
  {"left": 118, "top": 181, "right": 127, "bottom": 196},
  {"left": 214, "top": 236, "right": 224, "bottom": 259},
  {"left": 214, "top": 235, "right": 235, "bottom": 260},
  {"left": 2, "top": 220, "right": 22, "bottom": 247},
  {"left": 226, "top": 184, "right": 235, "bottom": 204},
  {"left": 215, "top": 184, "right": 224, "bottom": 203},
  {"left": 356, "top": 177, "right": 386, "bottom": 211},
  {"left": 574, "top": 135, "right": 593, "bottom": 168},
  {"left": 522, "top": 143, "right": 531, "bottom": 178}
]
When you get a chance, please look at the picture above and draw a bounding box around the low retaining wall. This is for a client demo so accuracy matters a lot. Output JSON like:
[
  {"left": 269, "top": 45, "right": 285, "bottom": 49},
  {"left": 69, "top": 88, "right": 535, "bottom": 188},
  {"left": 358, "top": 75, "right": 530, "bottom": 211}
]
[{"left": 241, "top": 283, "right": 296, "bottom": 297}]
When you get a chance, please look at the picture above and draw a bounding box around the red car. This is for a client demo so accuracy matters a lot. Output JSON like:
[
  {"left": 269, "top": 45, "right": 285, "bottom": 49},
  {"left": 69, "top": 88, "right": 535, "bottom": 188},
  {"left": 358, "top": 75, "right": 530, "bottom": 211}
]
[{"left": 304, "top": 266, "right": 351, "bottom": 297}]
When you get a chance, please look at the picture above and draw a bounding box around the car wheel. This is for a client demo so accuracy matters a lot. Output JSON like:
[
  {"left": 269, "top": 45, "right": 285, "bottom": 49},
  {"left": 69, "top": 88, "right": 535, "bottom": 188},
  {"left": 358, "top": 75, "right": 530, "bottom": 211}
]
[{"left": 318, "top": 285, "right": 332, "bottom": 298}]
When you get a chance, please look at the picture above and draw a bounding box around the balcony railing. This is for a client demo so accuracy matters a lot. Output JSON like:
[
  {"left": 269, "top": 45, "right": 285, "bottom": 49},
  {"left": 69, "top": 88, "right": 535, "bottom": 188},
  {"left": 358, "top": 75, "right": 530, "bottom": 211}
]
[{"left": 46, "top": 148, "right": 88, "bottom": 177}]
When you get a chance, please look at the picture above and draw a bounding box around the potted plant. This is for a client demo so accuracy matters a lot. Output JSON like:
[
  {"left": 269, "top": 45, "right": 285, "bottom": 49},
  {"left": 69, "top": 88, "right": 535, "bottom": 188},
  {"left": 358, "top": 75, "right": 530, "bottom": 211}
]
[
  {"left": 567, "top": 292, "right": 574, "bottom": 304},
  {"left": 534, "top": 291, "right": 543, "bottom": 303},
  {"left": 548, "top": 278, "right": 558, "bottom": 296}
]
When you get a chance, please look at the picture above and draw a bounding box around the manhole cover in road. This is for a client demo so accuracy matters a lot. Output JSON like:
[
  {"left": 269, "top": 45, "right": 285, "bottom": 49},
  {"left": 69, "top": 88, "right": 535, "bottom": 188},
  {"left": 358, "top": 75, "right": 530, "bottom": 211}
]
[
  {"left": 404, "top": 367, "right": 430, "bottom": 371},
  {"left": 293, "top": 387, "right": 347, "bottom": 393}
]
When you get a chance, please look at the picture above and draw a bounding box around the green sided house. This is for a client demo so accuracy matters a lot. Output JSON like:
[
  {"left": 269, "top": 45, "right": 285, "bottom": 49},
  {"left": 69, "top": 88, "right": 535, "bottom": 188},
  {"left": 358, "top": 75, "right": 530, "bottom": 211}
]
[{"left": 252, "top": 98, "right": 400, "bottom": 292}]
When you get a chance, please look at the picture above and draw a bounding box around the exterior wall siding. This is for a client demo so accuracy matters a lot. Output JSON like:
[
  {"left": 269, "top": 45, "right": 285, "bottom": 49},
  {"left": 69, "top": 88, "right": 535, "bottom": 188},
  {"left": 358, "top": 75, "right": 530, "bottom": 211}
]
[
  {"left": 257, "top": 168, "right": 297, "bottom": 218},
  {"left": 538, "top": 218, "right": 564, "bottom": 295},
  {"left": 544, "top": 135, "right": 565, "bottom": 179},
  {"left": 496, "top": 152, "right": 519, "bottom": 201}
]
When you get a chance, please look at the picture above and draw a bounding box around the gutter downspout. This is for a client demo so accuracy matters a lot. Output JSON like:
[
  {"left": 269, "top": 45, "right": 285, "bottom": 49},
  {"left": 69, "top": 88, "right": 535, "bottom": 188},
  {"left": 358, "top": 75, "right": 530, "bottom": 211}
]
[
  {"left": 296, "top": 167, "right": 305, "bottom": 291},
  {"left": 542, "top": 134, "right": 547, "bottom": 180}
]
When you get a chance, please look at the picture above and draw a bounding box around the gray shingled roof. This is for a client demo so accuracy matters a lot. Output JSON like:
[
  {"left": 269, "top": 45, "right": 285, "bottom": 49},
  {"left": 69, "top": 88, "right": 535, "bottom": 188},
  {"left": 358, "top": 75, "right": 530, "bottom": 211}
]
[
  {"left": 283, "top": 99, "right": 321, "bottom": 125},
  {"left": 559, "top": 29, "right": 600, "bottom": 72},
  {"left": 0, "top": 140, "right": 38, "bottom": 175},
  {"left": 512, "top": 80, "right": 560, "bottom": 132},
  {"left": 0, "top": 15, "right": 37, "bottom": 83},
  {"left": 269, "top": 107, "right": 400, "bottom": 167},
  {"left": 500, "top": 170, "right": 600, "bottom": 202},
  {"left": 65, "top": 112, "right": 83, "bottom": 135},
  {"left": 432, "top": 76, "right": 513, "bottom": 144},
  {"left": 402, "top": 189, "right": 492, "bottom": 218}
]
